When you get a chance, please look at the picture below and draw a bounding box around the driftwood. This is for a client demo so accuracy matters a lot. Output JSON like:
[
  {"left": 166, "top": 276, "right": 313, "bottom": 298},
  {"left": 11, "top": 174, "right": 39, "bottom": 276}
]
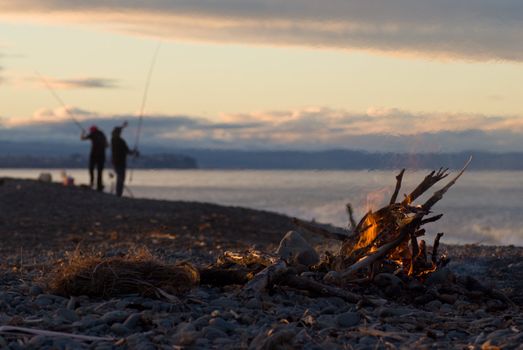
[{"left": 200, "top": 159, "right": 483, "bottom": 306}]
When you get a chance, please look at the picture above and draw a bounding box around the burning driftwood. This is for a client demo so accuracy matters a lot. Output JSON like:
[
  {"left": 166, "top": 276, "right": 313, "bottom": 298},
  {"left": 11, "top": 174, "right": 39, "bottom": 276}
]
[{"left": 199, "top": 158, "right": 479, "bottom": 303}]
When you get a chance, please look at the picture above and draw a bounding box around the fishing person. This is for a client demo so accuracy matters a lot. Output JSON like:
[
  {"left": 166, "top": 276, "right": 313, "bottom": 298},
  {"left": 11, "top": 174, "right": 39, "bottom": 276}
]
[
  {"left": 81, "top": 125, "right": 108, "bottom": 191},
  {"left": 111, "top": 121, "right": 139, "bottom": 197}
]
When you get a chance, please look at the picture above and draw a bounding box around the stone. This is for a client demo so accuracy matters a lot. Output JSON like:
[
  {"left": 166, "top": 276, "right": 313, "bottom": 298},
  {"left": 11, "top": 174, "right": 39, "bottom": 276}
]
[
  {"left": 28, "top": 285, "right": 43, "bottom": 297},
  {"left": 111, "top": 323, "right": 131, "bottom": 336},
  {"left": 336, "top": 312, "right": 361, "bottom": 328},
  {"left": 276, "top": 231, "right": 319, "bottom": 267},
  {"left": 100, "top": 310, "right": 129, "bottom": 324},
  {"left": 209, "top": 317, "right": 236, "bottom": 333},
  {"left": 426, "top": 268, "right": 454, "bottom": 285},
  {"left": 374, "top": 273, "right": 403, "bottom": 288},
  {"left": 203, "top": 326, "right": 228, "bottom": 340},
  {"left": 56, "top": 307, "right": 79, "bottom": 323},
  {"left": 426, "top": 300, "right": 442, "bottom": 311},
  {"left": 123, "top": 313, "right": 142, "bottom": 329}
]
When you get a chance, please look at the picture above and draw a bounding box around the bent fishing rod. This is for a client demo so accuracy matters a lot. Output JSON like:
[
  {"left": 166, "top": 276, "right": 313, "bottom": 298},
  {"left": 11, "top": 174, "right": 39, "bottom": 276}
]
[
  {"left": 129, "top": 42, "right": 162, "bottom": 182},
  {"left": 35, "top": 71, "right": 85, "bottom": 133}
]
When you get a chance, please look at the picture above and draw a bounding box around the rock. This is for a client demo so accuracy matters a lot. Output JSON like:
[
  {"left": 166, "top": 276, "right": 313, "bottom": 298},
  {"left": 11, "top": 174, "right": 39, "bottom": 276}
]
[
  {"left": 374, "top": 273, "right": 403, "bottom": 288},
  {"left": 438, "top": 293, "right": 458, "bottom": 304},
  {"left": 126, "top": 333, "right": 155, "bottom": 350},
  {"left": 426, "top": 268, "right": 454, "bottom": 285},
  {"left": 173, "top": 322, "right": 198, "bottom": 346},
  {"left": 276, "top": 231, "right": 319, "bottom": 267},
  {"left": 249, "top": 327, "right": 296, "bottom": 350},
  {"left": 209, "top": 317, "right": 236, "bottom": 333},
  {"left": 377, "top": 307, "right": 413, "bottom": 318},
  {"left": 425, "top": 300, "right": 442, "bottom": 311},
  {"left": 123, "top": 313, "right": 142, "bottom": 329},
  {"left": 66, "top": 297, "right": 77, "bottom": 310},
  {"left": 100, "top": 310, "right": 129, "bottom": 324},
  {"left": 336, "top": 312, "right": 360, "bottom": 328},
  {"left": 203, "top": 326, "right": 227, "bottom": 340},
  {"left": 110, "top": 323, "right": 130, "bottom": 336},
  {"left": 56, "top": 307, "right": 79, "bottom": 323},
  {"left": 29, "top": 285, "right": 43, "bottom": 297}
]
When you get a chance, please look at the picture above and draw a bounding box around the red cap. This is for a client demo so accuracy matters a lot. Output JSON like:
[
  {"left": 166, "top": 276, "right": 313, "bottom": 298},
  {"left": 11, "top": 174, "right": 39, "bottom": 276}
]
[{"left": 89, "top": 125, "right": 98, "bottom": 133}]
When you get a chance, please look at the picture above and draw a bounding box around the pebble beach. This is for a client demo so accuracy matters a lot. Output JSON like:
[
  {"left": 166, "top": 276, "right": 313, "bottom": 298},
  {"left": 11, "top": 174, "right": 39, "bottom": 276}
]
[{"left": 1, "top": 178, "right": 522, "bottom": 349}]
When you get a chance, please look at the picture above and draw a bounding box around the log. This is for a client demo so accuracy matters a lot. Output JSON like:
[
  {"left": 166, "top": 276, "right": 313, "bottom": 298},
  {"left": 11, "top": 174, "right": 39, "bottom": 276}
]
[
  {"left": 241, "top": 260, "right": 288, "bottom": 295},
  {"left": 292, "top": 218, "right": 351, "bottom": 241}
]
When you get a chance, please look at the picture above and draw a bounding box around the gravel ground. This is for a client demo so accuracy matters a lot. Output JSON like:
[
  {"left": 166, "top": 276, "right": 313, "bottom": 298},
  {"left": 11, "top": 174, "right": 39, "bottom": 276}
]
[{"left": 0, "top": 178, "right": 522, "bottom": 349}]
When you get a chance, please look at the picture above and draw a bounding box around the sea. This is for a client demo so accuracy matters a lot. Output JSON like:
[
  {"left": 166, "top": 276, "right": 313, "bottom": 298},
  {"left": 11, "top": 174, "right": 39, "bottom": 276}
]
[{"left": 2, "top": 168, "right": 523, "bottom": 246}]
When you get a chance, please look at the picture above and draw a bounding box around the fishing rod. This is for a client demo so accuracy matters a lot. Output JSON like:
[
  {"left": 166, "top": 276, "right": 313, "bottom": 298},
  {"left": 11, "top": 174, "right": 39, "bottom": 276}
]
[
  {"left": 129, "top": 42, "right": 162, "bottom": 182},
  {"left": 35, "top": 71, "right": 85, "bottom": 133},
  {"left": 134, "top": 42, "right": 162, "bottom": 151}
]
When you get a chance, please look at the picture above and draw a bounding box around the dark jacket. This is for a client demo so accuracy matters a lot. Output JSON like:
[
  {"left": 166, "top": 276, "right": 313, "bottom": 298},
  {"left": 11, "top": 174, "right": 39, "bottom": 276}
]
[
  {"left": 87, "top": 130, "right": 107, "bottom": 159},
  {"left": 111, "top": 136, "right": 131, "bottom": 168}
]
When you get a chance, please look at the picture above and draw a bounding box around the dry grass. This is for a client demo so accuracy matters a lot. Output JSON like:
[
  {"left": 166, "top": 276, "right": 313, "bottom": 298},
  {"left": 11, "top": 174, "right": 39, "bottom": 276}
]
[{"left": 48, "top": 248, "right": 199, "bottom": 299}]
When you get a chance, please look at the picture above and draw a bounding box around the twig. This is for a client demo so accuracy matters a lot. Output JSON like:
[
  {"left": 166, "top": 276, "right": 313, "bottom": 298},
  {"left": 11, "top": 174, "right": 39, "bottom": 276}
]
[
  {"left": 389, "top": 169, "right": 405, "bottom": 204},
  {"left": 402, "top": 168, "right": 449, "bottom": 205},
  {"left": 0, "top": 326, "right": 114, "bottom": 342},
  {"left": 346, "top": 204, "right": 358, "bottom": 231},
  {"left": 422, "top": 156, "right": 472, "bottom": 211},
  {"left": 431, "top": 233, "right": 444, "bottom": 264},
  {"left": 420, "top": 214, "right": 444, "bottom": 226}
]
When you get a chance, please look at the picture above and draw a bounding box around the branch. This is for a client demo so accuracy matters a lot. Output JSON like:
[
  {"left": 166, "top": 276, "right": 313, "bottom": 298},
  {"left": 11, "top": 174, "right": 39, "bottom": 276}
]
[
  {"left": 402, "top": 168, "right": 449, "bottom": 205},
  {"left": 346, "top": 203, "right": 358, "bottom": 230},
  {"left": 422, "top": 156, "right": 472, "bottom": 211},
  {"left": 431, "top": 233, "right": 444, "bottom": 264},
  {"left": 389, "top": 169, "right": 405, "bottom": 204}
]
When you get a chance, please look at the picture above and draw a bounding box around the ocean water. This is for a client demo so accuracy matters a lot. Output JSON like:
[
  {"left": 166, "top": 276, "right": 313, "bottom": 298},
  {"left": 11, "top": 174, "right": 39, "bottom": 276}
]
[{"left": 2, "top": 168, "right": 523, "bottom": 246}]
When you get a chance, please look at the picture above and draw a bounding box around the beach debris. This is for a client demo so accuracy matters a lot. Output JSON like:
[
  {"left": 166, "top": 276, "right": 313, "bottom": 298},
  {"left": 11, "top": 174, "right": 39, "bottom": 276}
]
[
  {"left": 49, "top": 250, "right": 199, "bottom": 300},
  {"left": 37, "top": 173, "right": 52, "bottom": 183}
]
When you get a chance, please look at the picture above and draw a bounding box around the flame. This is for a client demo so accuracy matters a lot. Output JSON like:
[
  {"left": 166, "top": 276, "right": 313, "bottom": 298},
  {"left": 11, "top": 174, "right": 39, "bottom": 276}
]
[{"left": 353, "top": 213, "right": 380, "bottom": 252}]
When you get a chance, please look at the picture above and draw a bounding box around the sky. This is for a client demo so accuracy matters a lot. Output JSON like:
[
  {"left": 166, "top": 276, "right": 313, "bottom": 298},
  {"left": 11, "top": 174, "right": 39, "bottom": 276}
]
[{"left": 1, "top": 1, "right": 523, "bottom": 152}]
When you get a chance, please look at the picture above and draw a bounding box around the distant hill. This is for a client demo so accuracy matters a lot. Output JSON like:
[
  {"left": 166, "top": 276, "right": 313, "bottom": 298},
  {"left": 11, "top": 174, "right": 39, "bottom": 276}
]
[
  {"left": 1, "top": 141, "right": 523, "bottom": 170},
  {"left": 0, "top": 153, "right": 198, "bottom": 169}
]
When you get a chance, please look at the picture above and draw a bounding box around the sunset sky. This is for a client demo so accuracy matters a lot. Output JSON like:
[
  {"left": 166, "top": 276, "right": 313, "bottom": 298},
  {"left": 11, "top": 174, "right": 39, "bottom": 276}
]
[{"left": 1, "top": 1, "right": 523, "bottom": 152}]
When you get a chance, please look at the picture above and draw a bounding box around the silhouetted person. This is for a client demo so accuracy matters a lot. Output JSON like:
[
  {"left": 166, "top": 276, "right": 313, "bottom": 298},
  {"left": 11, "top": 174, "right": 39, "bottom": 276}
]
[
  {"left": 111, "top": 122, "right": 138, "bottom": 197},
  {"left": 81, "top": 125, "right": 107, "bottom": 191}
]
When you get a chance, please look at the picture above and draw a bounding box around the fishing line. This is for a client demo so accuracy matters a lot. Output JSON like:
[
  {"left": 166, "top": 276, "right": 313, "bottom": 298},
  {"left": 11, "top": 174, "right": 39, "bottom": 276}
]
[
  {"left": 35, "top": 71, "right": 85, "bottom": 132},
  {"left": 134, "top": 42, "right": 162, "bottom": 150},
  {"left": 129, "top": 41, "right": 162, "bottom": 182}
]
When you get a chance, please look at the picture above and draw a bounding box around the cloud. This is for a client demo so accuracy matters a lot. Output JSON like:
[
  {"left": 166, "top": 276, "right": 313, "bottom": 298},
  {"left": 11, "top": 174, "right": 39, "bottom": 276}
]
[
  {"left": 2, "top": 106, "right": 523, "bottom": 152},
  {"left": 30, "top": 76, "right": 119, "bottom": 89},
  {"left": 1, "top": 1, "right": 522, "bottom": 61}
]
